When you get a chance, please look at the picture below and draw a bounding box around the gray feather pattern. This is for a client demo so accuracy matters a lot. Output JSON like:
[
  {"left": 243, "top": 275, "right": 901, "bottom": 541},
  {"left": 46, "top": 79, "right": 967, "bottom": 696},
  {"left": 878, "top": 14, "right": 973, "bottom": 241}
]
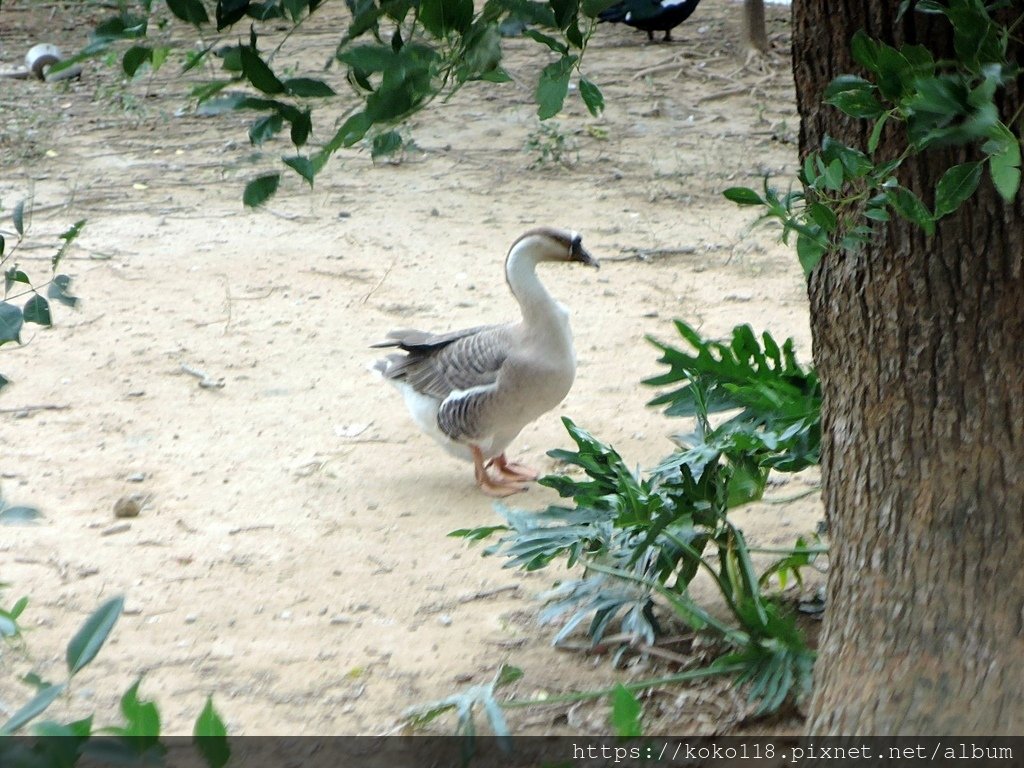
[
  {"left": 374, "top": 324, "right": 514, "bottom": 401},
  {"left": 437, "top": 383, "right": 498, "bottom": 441}
]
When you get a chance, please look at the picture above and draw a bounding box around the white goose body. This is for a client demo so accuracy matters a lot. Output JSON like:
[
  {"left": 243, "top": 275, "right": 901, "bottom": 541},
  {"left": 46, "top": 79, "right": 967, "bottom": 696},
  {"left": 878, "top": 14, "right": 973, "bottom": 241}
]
[{"left": 373, "top": 227, "right": 599, "bottom": 496}]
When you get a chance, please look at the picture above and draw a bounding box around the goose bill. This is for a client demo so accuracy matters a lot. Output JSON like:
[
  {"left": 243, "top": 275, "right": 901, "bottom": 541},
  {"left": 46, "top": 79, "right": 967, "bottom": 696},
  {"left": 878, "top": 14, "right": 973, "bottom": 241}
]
[{"left": 572, "top": 243, "right": 600, "bottom": 269}]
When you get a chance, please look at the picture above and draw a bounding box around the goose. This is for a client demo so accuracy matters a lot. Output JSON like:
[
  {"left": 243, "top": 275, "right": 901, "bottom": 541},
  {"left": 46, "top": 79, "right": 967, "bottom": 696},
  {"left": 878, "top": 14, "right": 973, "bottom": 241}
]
[
  {"left": 372, "top": 227, "right": 599, "bottom": 497},
  {"left": 598, "top": 0, "right": 702, "bottom": 42}
]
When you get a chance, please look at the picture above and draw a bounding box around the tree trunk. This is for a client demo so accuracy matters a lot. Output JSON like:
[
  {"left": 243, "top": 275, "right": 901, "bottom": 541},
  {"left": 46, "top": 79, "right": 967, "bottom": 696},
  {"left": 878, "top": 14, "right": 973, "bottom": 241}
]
[
  {"left": 792, "top": 0, "right": 1024, "bottom": 735},
  {"left": 742, "top": 0, "right": 768, "bottom": 55}
]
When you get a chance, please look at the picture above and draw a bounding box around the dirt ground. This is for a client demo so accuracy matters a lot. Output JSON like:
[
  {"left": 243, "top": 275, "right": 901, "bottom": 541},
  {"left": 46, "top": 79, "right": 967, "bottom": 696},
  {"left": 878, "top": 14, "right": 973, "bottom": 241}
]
[{"left": 1, "top": 0, "right": 823, "bottom": 736}]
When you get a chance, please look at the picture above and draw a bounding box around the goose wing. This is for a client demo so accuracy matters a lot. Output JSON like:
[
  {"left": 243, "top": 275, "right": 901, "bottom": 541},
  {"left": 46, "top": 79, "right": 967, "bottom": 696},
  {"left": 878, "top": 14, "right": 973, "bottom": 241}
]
[{"left": 373, "top": 324, "right": 515, "bottom": 402}]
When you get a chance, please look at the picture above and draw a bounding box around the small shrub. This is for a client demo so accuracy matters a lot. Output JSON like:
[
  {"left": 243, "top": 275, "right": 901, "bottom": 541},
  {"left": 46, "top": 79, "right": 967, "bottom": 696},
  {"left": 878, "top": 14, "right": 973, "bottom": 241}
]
[{"left": 453, "top": 321, "right": 824, "bottom": 716}]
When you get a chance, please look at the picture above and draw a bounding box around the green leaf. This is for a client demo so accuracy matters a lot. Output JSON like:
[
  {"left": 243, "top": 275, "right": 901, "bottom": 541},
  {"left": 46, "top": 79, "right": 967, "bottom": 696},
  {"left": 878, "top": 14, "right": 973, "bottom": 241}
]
[
  {"left": 863, "top": 205, "right": 890, "bottom": 222},
  {"left": 475, "top": 67, "right": 511, "bottom": 83},
  {"left": 564, "top": 20, "right": 584, "bottom": 49},
  {"left": 934, "top": 161, "right": 983, "bottom": 218},
  {"left": 248, "top": 113, "right": 284, "bottom": 145},
  {"left": 23, "top": 294, "right": 52, "bottom": 327},
  {"left": 183, "top": 46, "right": 213, "bottom": 73},
  {"left": 194, "top": 697, "right": 230, "bottom": 768},
  {"left": 337, "top": 43, "right": 395, "bottom": 74},
  {"left": 823, "top": 75, "right": 883, "bottom": 119},
  {"left": 54, "top": 219, "right": 86, "bottom": 271},
  {"left": 581, "top": 0, "right": 618, "bottom": 15},
  {"left": 243, "top": 173, "right": 281, "bottom": 207},
  {"left": 500, "top": 0, "right": 557, "bottom": 26},
  {"left": 165, "top": 0, "right": 209, "bottom": 25},
  {"left": 10, "top": 596, "right": 28, "bottom": 619},
  {"left": 5, "top": 269, "right": 31, "bottom": 292},
  {"left": 823, "top": 74, "right": 872, "bottom": 100},
  {"left": 549, "top": 0, "right": 580, "bottom": 29},
  {"left": 284, "top": 77, "right": 336, "bottom": 97},
  {"left": 886, "top": 186, "right": 935, "bottom": 235},
  {"left": 849, "top": 29, "right": 879, "bottom": 73},
  {"left": 947, "top": 0, "right": 1003, "bottom": 69},
  {"left": 0, "top": 683, "right": 66, "bottom": 735},
  {"left": 535, "top": 55, "right": 576, "bottom": 120},
  {"left": 34, "top": 714, "right": 94, "bottom": 738},
  {"left": 522, "top": 28, "right": 568, "bottom": 55},
  {"left": 825, "top": 89, "right": 884, "bottom": 120},
  {"left": 759, "top": 536, "right": 822, "bottom": 590},
  {"left": 123, "top": 45, "right": 153, "bottom": 76},
  {"left": 150, "top": 45, "right": 169, "bottom": 71},
  {"left": 119, "top": 679, "right": 161, "bottom": 737},
  {"left": 820, "top": 136, "right": 871, "bottom": 178},
  {"left": 217, "top": 0, "right": 250, "bottom": 30},
  {"left": 448, "top": 524, "right": 508, "bottom": 540},
  {"left": 989, "top": 152, "right": 1022, "bottom": 202},
  {"left": 461, "top": 23, "right": 502, "bottom": 80},
  {"left": 419, "top": 0, "right": 473, "bottom": 36},
  {"left": 329, "top": 112, "right": 373, "bottom": 149},
  {"left": 191, "top": 80, "right": 231, "bottom": 102},
  {"left": 66, "top": 595, "right": 124, "bottom": 675},
  {"left": 822, "top": 158, "right": 844, "bottom": 191},
  {"left": 289, "top": 109, "right": 312, "bottom": 147},
  {"left": 0, "top": 506, "right": 42, "bottom": 525},
  {"left": 215, "top": 45, "right": 244, "bottom": 72},
  {"left": 239, "top": 45, "right": 285, "bottom": 95},
  {"left": 985, "top": 124, "right": 1021, "bottom": 202},
  {"left": 796, "top": 232, "right": 825, "bottom": 276},
  {"left": 371, "top": 130, "right": 403, "bottom": 159},
  {"left": 873, "top": 43, "right": 912, "bottom": 101},
  {"left": 807, "top": 202, "right": 837, "bottom": 232},
  {"left": 13, "top": 199, "right": 25, "bottom": 236},
  {"left": 493, "top": 664, "right": 524, "bottom": 688},
  {"left": 0, "top": 302, "right": 23, "bottom": 345},
  {"left": 578, "top": 77, "right": 604, "bottom": 117},
  {"left": 610, "top": 684, "right": 642, "bottom": 737},
  {"left": 282, "top": 153, "right": 326, "bottom": 185},
  {"left": 723, "top": 187, "right": 764, "bottom": 206},
  {"left": 365, "top": 86, "right": 416, "bottom": 122},
  {"left": 283, "top": 0, "right": 310, "bottom": 22},
  {"left": 906, "top": 75, "right": 968, "bottom": 118},
  {"left": 94, "top": 13, "right": 149, "bottom": 40},
  {"left": 867, "top": 111, "right": 889, "bottom": 154}
]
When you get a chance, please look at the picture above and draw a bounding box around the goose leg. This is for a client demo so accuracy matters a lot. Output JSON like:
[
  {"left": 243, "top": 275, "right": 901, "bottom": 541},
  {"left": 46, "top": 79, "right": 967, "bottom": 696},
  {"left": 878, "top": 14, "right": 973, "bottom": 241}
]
[
  {"left": 489, "top": 454, "right": 539, "bottom": 481},
  {"left": 472, "top": 446, "right": 529, "bottom": 497}
]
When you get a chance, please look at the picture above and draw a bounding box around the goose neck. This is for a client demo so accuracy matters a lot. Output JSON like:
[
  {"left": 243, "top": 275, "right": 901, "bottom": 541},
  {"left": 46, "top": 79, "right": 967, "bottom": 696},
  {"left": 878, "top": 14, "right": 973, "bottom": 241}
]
[{"left": 505, "top": 243, "right": 556, "bottom": 317}]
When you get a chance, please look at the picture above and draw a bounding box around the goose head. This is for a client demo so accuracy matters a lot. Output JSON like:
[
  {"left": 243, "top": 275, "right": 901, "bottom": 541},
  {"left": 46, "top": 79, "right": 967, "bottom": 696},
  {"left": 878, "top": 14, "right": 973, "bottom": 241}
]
[{"left": 507, "top": 227, "right": 600, "bottom": 270}]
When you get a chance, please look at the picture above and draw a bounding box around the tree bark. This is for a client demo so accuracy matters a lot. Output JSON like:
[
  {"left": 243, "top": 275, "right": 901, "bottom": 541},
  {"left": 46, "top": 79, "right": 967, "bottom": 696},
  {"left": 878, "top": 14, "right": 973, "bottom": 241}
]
[
  {"left": 742, "top": 0, "right": 768, "bottom": 55},
  {"left": 792, "top": 0, "right": 1024, "bottom": 735}
]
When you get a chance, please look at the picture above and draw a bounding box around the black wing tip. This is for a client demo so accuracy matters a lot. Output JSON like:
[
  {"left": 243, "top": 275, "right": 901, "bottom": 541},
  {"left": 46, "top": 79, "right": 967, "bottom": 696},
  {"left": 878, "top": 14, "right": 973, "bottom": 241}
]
[{"left": 370, "top": 328, "right": 420, "bottom": 349}]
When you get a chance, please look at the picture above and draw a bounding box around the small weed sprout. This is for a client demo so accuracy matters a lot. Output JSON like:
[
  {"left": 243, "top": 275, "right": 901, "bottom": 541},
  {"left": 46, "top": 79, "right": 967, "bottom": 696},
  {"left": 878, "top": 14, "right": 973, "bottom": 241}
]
[{"left": 525, "top": 121, "right": 578, "bottom": 169}]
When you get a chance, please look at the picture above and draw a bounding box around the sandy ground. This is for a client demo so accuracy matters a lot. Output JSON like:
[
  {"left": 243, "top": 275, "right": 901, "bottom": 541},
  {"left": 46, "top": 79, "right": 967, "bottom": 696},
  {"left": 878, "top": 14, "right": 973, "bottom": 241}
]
[{"left": 1, "top": 0, "right": 822, "bottom": 735}]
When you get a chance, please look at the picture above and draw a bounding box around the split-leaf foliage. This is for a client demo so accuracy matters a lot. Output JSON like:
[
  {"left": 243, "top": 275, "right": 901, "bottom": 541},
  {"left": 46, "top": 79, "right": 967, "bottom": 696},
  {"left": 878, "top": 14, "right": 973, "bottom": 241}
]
[{"left": 452, "top": 321, "right": 823, "bottom": 718}]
